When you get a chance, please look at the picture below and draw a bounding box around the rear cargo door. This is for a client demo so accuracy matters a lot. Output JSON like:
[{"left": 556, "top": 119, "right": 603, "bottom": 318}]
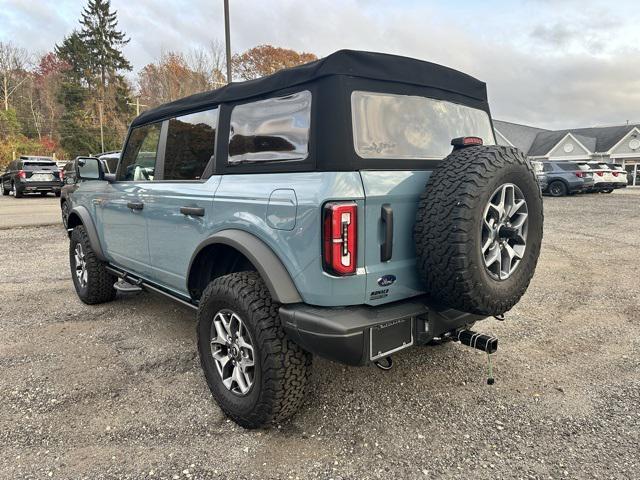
[{"left": 359, "top": 171, "right": 430, "bottom": 306}]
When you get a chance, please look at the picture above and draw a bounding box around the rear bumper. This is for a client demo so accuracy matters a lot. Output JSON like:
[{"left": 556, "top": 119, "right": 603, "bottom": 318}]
[
  {"left": 18, "top": 181, "right": 62, "bottom": 193},
  {"left": 280, "top": 296, "right": 486, "bottom": 366},
  {"left": 591, "top": 182, "right": 614, "bottom": 191}
]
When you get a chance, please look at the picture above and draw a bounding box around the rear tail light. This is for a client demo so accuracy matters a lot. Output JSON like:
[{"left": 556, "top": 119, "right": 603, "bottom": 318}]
[
  {"left": 575, "top": 171, "right": 584, "bottom": 177},
  {"left": 59, "top": 170, "right": 64, "bottom": 180},
  {"left": 612, "top": 171, "right": 619, "bottom": 177},
  {"left": 596, "top": 171, "right": 604, "bottom": 177},
  {"left": 17, "top": 170, "right": 26, "bottom": 179},
  {"left": 322, "top": 202, "right": 357, "bottom": 276}
]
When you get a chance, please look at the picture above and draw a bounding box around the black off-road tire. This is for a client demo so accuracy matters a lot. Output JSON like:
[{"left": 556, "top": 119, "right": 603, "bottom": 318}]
[
  {"left": 1, "top": 184, "right": 9, "bottom": 196},
  {"left": 69, "top": 225, "right": 117, "bottom": 304},
  {"left": 13, "top": 183, "right": 23, "bottom": 198},
  {"left": 414, "top": 146, "right": 543, "bottom": 316},
  {"left": 601, "top": 189, "right": 613, "bottom": 194},
  {"left": 548, "top": 180, "right": 568, "bottom": 197},
  {"left": 61, "top": 201, "right": 70, "bottom": 229},
  {"left": 197, "top": 271, "right": 311, "bottom": 429}
]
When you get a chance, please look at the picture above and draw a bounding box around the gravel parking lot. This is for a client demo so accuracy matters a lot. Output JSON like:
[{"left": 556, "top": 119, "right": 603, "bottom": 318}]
[{"left": 0, "top": 190, "right": 638, "bottom": 479}]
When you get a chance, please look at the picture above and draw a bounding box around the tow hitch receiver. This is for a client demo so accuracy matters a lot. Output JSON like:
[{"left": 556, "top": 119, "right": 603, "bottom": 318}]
[
  {"left": 457, "top": 330, "right": 498, "bottom": 353},
  {"left": 457, "top": 330, "right": 498, "bottom": 385}
]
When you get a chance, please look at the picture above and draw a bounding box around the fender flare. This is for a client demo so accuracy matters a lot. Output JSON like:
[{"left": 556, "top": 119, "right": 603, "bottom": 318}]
[
  {"left": 68, "top": 206, "right": 107, "bottom": 261},
  {"left": 188, "top": 229, "right": 302, "bottom": 304}
]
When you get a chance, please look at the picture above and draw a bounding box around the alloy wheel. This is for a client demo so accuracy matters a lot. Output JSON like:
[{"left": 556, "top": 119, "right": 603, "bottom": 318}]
[
  {"left": 210, "top": 309, "right": 255, "bottom": 396},
  {"left": 481, "top": 183, "right": 529, "bottom": 281},
  {"left": 74, "top": 243, "right": 88, "bottom": 288}
]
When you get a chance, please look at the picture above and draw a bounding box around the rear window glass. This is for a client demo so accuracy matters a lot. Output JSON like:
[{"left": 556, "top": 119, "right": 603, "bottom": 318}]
[
  {"left": 576, "top": 164, "right": 591, "bottom": 171},
  {"left": 22, "top": 162, "right": 57, "bottom": 170},
  {"left": 228, "top": 91, "right": 311, "bottom": 165},
  {"left": 165, "top": 108, "right": 218, "bottom": 179},
  {"left": 351, "top": 91, "right": 495, "bottom": 159}
]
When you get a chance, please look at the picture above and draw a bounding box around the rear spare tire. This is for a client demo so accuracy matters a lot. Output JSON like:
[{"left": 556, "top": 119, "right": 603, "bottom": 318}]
[{"left": 414, "top": 146, "right": 543, "bottom": 316}]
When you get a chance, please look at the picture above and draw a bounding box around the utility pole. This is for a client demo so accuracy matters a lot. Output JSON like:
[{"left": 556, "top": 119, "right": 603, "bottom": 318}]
[
  {"left": 127, "top": 97, "right": 148, "bottom": 116},
  {"left": 224, "top": 0, "right": 232, "bottom": 83},
  {"left": 98, "top": 101, "right": 105, "bottom": 153}
]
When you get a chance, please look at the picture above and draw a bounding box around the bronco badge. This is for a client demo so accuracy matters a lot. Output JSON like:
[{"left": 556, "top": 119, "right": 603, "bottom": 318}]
[{"left": 377, "top": 274, "right": 396, "bottom": 287}]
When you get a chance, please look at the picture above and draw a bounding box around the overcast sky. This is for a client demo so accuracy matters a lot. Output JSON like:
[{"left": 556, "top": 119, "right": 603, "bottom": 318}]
[{"left": 2, "top": 0, "right": 639, "bottom": 129}]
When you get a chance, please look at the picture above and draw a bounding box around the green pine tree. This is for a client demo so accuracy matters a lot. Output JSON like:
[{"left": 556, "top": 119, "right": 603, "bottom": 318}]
[{"left": 79, "top": 0, "right": 131, "bottom": 93}]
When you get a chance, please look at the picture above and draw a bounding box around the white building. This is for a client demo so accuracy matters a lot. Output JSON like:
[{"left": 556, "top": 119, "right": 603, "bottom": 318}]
[{"left": 494, "top": 120, "right": 640, "bottom": 186}]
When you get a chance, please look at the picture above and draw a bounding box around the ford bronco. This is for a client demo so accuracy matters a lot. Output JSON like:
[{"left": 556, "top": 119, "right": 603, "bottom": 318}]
[{"left": 66, "top": 50, "right": 543, "bottom": 428}]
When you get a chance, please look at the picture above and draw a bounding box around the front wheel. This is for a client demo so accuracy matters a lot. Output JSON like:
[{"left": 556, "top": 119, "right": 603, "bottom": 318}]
[
  {"left": 601, "top": 189, "right": 613, "bottom": 194},
  {"left": 69, "top": 225, "right": 117, "bottom": 304},
  {"left": 547, "top": 181, "right": 567, "bottom": 197},
  {"left": 197, "top": 271, "right": 311, "bottom": 429},
  {"left": 61, "top": 201, "right": 70, "bottom": 229},
  {"left": 1, "top": 183, "right": 8, "bottom": 196}
]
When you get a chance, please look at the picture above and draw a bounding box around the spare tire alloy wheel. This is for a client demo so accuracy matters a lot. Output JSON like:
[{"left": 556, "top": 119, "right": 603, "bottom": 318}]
[
  {"left": 414, "top": 146, "right": 543, "bottom": 316},
  {"left": 482, "top": 183, "right": 528, "bottom": 281},
  {"left": 210, "top": 309, "right": 255, "bottom": 395}
]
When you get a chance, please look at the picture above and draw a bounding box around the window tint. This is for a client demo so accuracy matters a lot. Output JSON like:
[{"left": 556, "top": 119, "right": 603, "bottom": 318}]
[
  {"left": 228, "top": 91, "right": 311, "bottom": 164},
  {"left": 351, "top": 91, "right": 495, "bottom": 159},
  {"left": 164, "top": 108, "right": 218, "bottom": 180},
  {"left": 118, "top": 123, "right": 161, "bottom": 181},
  {"left": 557, "top": 163, "right": 577, "bottom": 171},
  {"left": 542, "top": 162, "right": 553, "bottom": 172}
]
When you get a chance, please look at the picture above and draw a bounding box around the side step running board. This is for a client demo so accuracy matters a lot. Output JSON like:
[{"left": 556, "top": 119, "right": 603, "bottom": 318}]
[
  {"left": 113, "top": 278, "right": 143, "bottom": 293},
  {"left": 106, "top": 265, "right": 198, "bottom": 310}
]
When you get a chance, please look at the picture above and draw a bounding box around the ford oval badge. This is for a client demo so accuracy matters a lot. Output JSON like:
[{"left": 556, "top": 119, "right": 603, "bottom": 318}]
[{"left": 377, "top": 275, "right": 396, "bottom": 287}]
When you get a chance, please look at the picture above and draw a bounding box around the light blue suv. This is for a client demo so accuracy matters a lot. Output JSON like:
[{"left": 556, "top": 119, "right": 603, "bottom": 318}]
[{"left": 66, "top": 50, "right": 543, "bottom": 428}]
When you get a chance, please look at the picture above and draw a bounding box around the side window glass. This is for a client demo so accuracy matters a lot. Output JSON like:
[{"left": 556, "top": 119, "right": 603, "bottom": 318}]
[
  {"left": 228, "top": 90, "right": 311, "bottom": 165},
  {"left": 543, "top": 163, "right": 552, "bottom": 172},
  {"left": 164, "top": 108, "right": 218, "bottom": 180},
  {"left": 118, "top": 123, "right": 161, "bottom": 181}
]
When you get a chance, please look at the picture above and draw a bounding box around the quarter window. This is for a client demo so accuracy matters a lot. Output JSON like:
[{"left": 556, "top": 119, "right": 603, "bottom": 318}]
[
  {"left": 228, "top": 90, "right": 311, "bottom": 164},
  {"left": 118, "top": 123, "right": 161, "bottom": 181},
  {"left": 164, "top": 108, "right": 218, "bottom": 180}
]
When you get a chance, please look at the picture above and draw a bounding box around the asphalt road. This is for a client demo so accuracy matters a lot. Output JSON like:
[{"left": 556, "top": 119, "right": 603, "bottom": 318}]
[
  {"left": 0, "top": 193, "right": 62, "bottom": 229},
  {"left": 0, "top": 190, "right": 639, "bottom": 479}
]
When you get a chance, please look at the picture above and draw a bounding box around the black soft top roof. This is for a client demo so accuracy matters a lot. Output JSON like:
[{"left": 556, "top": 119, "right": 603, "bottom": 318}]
[{"left": 131, "top": 49, "right": 488, "bottom": 128}]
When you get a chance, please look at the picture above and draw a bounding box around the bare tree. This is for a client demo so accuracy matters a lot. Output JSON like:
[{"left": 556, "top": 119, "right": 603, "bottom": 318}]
[
  {"left": 0, "top": 41, "right": 30, "bottom": 111},
  {"left": 187, "top": 40, "right": 227, "bottom": 88}
]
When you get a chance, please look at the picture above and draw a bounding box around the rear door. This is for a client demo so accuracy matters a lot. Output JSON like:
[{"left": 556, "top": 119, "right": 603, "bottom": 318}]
[
  {"left": 144, "top": 108, "right": 220, "bottom": 294},
  {"left": 351, "top": 90, "right": 496, "bottom": 305}
]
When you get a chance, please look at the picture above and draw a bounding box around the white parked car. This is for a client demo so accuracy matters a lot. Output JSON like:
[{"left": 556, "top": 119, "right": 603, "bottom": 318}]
[
  {"left": 607, "top": 164, "right": 628, "bottom": 189},
  {"left": 586, "top": 162, "right": 616, "bottom": 193}
]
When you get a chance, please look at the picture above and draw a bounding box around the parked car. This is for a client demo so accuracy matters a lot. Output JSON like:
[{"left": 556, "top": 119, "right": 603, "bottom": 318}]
[
  {"left": 60, "top": 154, "right": 121, "bottom": 227},
  {"left": 531, "top": 161, "right": 548, "bottom": 191},
  {"left": 1, "top": 156, "right": 63, "bottom": 198},
  {"left": 606, "top": 164, "right": 628, "bottom": 189},
  {"left": 584, "top": 162, "right": 616, "bottom": 193},
  {"left": 64, "top": 50, "right": 543, "bottom": 428},
  {"left": 540, "top": 161, "right": 593, "bottom": 196}
]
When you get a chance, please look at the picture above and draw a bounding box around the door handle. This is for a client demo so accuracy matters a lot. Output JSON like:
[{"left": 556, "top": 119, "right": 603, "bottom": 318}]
[
  {"left": 180, "top": 206, "right": 205, "bottom": 217},
  {"left": 380, "top": 204, "right": 393, "bottom": 262},
  {"left": 127, "top": 201, "right": 144, "bottom": 210}
]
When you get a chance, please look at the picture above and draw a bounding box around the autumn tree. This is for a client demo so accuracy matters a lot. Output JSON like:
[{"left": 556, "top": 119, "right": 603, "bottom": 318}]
[
  {"left": 232, "top": 45, "right": 317, "bottom": 80},
  {"left": 138, "top": 43, "right": 226, "bottom": 109},
  {"left": 0, "top": 41, "right": 30, "bottom": 111}
]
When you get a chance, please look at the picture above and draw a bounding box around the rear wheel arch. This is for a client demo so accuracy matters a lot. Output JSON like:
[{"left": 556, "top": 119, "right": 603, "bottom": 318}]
[{"left": 188, "top": 230, "right": 302, "bottom": 305}]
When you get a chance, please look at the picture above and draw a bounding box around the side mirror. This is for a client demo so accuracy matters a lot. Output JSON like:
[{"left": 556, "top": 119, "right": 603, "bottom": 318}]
[{"left": 77, "top": 158, "right": 104, "bottom": 181}]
